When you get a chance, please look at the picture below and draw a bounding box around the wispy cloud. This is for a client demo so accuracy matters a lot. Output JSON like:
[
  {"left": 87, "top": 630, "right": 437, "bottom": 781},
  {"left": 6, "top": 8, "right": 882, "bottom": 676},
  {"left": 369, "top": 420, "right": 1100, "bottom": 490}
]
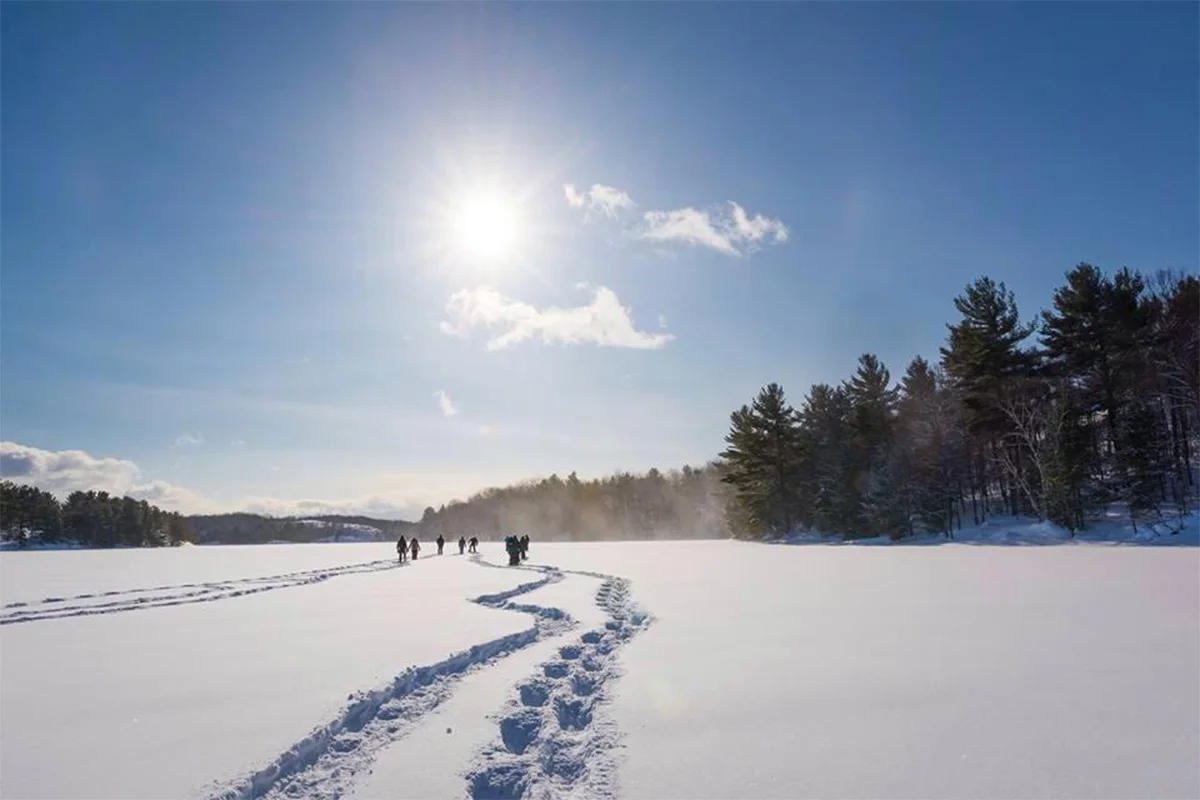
[
  {"left": 563, "top": 180, "right": 787, "bottom": 257},
  {"left": 172, "top": 432, "right": 204, "bottom": 449},
  {"left": 435, "top": 390, "right": 459, "bottom": 417},
  {"left": 640, "top": 202, "right": 787, "bottom": 257},
  {"left": 440, "top": 285, "right": 675, "bottom": 351},
  {"left": 230, "top": 439, "right": 246, "bottom": 447},
  {"left": 563, "top": 183, "right": 635, "bottom": 218},
  {"left": 478, "top": 425, "right": 496, "bottom": 436},
  {"left": 0, "top": 441, "right": 214, "bottom": 513}
]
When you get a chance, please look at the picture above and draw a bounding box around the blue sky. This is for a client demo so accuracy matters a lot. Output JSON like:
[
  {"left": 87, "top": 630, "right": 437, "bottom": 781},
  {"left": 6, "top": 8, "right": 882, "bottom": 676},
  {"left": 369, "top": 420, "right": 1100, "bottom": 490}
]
[{"left": 2, "top": 2, "right": 1196, "bottom": 518}]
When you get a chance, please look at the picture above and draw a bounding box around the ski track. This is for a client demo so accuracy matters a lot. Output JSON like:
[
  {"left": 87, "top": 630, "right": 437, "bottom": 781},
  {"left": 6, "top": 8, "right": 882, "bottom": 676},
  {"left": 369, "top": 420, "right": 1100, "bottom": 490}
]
[
  {"left": 201, "top": 560, "right": 573, "bottom": 800},
  {"left": 198, "top": 556, "right": 653, "bottom": 800},
  {"left": 0, "top": 559, "right": 408, "bottom": 626}
]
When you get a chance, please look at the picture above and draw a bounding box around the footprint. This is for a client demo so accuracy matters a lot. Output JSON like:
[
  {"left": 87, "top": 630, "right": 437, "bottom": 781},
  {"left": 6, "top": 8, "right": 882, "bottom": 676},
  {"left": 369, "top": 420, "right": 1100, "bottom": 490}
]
[
  {"left": 543, "top": 662, "right": 570, "bottom": 679},
  {"left": 469, "top": 761, "right": 527, "bottom": 800},
  {"left": 581, "top": 630, "right": 603, "bottom": 644},
  {"left": 500, "top": 710, "right": 542, "bottom": 755},
  {"left": 559, "top": 644, "right": 582, "bottom": 660},
  {"left": 518, "top": 681, "right": 550, "bottom": 707},
  {"left": 555, "top": 697, "right": 593, "bottom": 730},
  {"left": 571, "top": 673, "right": 596, "bottom": 696}
]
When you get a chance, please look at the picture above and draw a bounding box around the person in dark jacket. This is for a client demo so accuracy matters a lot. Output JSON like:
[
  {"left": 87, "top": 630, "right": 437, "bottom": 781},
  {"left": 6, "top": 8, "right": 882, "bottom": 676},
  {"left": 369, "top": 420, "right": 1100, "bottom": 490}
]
[
  {"left": 505, "top": 535, "right": 521, "bottom": 566},
  {"left": 410, "top": 537, "right": 421, "bottom": 560},
  {"left": 396, "top": 536, "right": 407, "bottom": 563},
  {"left": 436, "top": 534, "right": 445, "bottom": 555},
  {"left": 468, "top": 536, "right": 479, "bottom": 554},
  {"left": 519, "top": 535, "right": 530, "bottom": 561},
  {"left": 458, "top": 536, "right": 466, "bottom": 555}
]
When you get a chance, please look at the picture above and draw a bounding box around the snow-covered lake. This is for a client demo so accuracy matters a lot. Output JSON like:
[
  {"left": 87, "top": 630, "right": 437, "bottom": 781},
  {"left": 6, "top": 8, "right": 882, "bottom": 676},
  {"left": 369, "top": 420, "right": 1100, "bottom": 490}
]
[{"left": 1, "top": 540, "right": 1196, "bottom": 799}]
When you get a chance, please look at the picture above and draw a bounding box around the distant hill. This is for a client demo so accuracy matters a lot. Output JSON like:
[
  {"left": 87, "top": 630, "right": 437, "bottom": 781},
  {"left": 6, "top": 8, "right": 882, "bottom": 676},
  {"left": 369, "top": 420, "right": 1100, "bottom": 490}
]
[{"left": 187, "top": 513, "right": 413, "bottom": 545}]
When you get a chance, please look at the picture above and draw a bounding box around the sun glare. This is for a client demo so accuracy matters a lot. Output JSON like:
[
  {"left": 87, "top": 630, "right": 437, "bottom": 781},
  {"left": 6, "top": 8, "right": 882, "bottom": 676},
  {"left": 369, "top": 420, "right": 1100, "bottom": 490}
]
[{"left": 453, "top": 191, "right": 521, "bottom": 262}]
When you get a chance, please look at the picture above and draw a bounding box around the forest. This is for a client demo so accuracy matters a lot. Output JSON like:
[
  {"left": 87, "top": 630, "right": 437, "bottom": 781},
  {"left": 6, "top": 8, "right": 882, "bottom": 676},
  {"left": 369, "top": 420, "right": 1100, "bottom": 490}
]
[
  {"left": 720, "top": 266, "right": 1198, "bottom": 539},
  {"left": 412, "top": 465, "right": 730, "bottom": 541},
  {"left": 186, "top": 513, "right": 410, "bottom": 545},
  {"left": 2, "top": 264, "right": 1194, "bottom": 548},
  {"left": 0, "top": 481, "right": 193, "bottom": 547}
]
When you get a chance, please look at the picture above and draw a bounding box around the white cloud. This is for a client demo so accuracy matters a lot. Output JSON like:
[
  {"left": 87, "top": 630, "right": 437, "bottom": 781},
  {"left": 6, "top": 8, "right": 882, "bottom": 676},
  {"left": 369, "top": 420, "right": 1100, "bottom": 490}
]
[
  {"left": 563, "top": 183, "right": 635, "bottom": 218},
  {"left": 479, "top": 425, "right": 496, "bottom": 436},
  {"left": 564, "top": 183, "right": 586, "bottom": 208},
  {"left": 435, "top": 390, "right": 459, "bottom": 417},
  {"left": 562, "top": 179, "right": 786, "bottom": 257},
  {"left": 440, "top": 286, "right": 675, "bottom": 351},
  {"left": 640, "top": 207, "right": 740, "bottom": 256},
  {"left": 639, "top": 201, "right": 788, "bottom": 257},
  {"left": 0, "top": 441, "right": 214, "bottom": 514},
  {"left": 172, "top": 432, "right": 204, "bottom": 449},
  {"left": 730, "top": 202, "right": 789, "bottom": 244}
]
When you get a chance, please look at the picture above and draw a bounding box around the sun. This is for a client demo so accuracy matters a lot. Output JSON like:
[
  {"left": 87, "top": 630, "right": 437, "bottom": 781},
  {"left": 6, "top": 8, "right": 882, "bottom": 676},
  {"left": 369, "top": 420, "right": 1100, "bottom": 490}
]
[{"left": 452, "top": 191, "right": 521, "bottom": 262}]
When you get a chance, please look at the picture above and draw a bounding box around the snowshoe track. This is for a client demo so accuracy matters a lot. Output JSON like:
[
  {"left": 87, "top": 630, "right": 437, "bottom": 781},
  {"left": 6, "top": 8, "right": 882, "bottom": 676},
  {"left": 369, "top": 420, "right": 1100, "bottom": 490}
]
[
  {"left": 0, "top": 559, "right": 409, "bottom": 626},
  {"left": 203, "top": 564, "right": 572, "bottom": 800},
  {"left": 466, "top": 571, "right": 653, "bottom": 800},
  {"left": 197, "top": 557, "right": 652, "bottom": 800}
]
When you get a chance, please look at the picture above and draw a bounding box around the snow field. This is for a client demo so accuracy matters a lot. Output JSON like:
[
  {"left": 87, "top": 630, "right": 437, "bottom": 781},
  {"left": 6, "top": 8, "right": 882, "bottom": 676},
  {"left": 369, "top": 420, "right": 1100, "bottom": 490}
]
[
  {"left": 532, "top": 541, "right": 1200, "bottom": 799},
  {"left": 0, "top": 551, "right": 534, "bottom": 799},
  {"left": 1, "top": 540, "right": 1195, "bottom": 800}
]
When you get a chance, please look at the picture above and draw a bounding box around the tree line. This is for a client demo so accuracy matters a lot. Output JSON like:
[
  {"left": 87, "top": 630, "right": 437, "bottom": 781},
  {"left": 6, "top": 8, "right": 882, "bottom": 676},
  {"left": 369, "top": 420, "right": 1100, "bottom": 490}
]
[
  {"left": 721, "top": 266, "right": 1198, "bottom": 540},
  {"left": 414, "top": 465, "right": 730, "bottom": 541},
  {"left": 0, "top": 481, "right": 194, "bottom": 548},
  {"left": 186, "top": 513, "right": 410, "bottom": 545}
]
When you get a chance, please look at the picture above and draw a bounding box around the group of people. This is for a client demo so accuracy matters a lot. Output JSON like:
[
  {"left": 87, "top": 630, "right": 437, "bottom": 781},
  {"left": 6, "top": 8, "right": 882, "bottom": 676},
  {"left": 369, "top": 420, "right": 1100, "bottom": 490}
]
[
  {"left": 504, "top": 534, "right": 530, "bottom": 566},
  {"left": 394, "top": 533, "right": 488, "bottom": 563}
]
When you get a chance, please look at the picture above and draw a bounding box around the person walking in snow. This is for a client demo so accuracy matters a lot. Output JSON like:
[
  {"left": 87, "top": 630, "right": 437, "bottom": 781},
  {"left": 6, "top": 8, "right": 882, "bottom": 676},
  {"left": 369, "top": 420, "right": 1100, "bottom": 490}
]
[
  {"left": 436, "top": 534, "right": 445, "bottom": 555},
  {"left": 458, "top": 536, "right": 466, "bottom": 555},
  {"left": 519, "top": 535, "right": 530, "bottom": 561},
  {"left": 396, "top": 536, "right": 407, "bottom": 563},
  {"left": 410, "top": 537, "right": 421, "bottom": 560},
  {"left": 468, "top": 536, "right": 478, "bottom": 554},
  {"left": 505, "top": 535, "right": 521, "bottom": 566}
]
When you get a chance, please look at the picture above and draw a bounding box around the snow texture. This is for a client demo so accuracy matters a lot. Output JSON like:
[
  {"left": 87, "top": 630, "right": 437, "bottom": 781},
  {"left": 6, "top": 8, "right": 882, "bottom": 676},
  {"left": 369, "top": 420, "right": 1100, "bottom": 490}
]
[{"left": 2, "top": 538, "right": 1196, "bottom": 800}]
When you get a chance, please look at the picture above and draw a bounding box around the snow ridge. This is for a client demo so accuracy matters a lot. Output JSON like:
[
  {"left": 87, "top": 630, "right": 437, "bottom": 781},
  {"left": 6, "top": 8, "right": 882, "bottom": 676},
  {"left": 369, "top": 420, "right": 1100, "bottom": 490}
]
[
  {"left": 202, "top": 565, "right": 573, "bottom": 800},
  {"left": 466, "top": 570, "right": 653, "bottom": 800},
  {"left": 0, "top": 559, "right": 405, "bottom": 626}
]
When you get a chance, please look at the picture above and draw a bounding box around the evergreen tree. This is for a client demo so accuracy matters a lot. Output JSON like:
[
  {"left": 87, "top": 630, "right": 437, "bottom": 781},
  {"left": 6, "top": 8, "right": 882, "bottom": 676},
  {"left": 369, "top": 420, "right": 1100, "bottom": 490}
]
[
  {"left": 842, "top": 354, "right": 899, "bottom": 535},
  {"left": 797, "top": 383, "right": 853, "bottom": 533},
  {"left": 1117, "top": 400, "right": 1170, "bottom": 530},
  {"left": 720, "top": 383, "right": 804, "bottom": 537},
  {"left": 941, "top": 277, "right": 1036, "bottom": 515}
]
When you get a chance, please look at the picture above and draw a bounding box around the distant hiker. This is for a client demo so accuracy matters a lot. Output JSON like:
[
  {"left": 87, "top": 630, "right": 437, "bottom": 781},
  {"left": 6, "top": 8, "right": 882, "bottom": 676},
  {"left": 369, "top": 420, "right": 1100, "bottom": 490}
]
[
  {"left": 505, "top": 535, "right": 521, "bottom": 567},
  {"left": 468, "top": 536, "right": 479, "bottom": 554},
  {"left": 436, "top": 535, "right": 445, "bottom": 555},
  {"left": 458, "top": 536, "right": 466, "bottom": 555},
  {"left": 519, "top": 535, "right": 530, "bottom": 561},
  {"left": 397, "top": 536, "right": 407, "bottom": 563},
  {"left": 410, "top": 538, "right": 421, "bottom": 560}
]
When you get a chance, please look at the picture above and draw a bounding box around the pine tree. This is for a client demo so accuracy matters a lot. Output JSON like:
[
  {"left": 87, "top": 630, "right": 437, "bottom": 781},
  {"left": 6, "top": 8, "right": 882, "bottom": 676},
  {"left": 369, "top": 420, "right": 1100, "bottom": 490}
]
[
  {"left": 720, "top": 383, "right": 804, "bottom": 537},
  {"left": 941, "top": 277, "right": 1036, "bottom": 516},
  {"left": 1117, "top": 400, "right": 1170, "bottom": 530},
  {"left": 842, "top": 354, "right": 899, "bottom": 535}
]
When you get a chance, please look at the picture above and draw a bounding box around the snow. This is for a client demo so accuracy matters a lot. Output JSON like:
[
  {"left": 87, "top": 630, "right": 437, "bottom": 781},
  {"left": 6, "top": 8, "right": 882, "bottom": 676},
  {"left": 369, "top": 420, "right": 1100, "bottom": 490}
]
[
  {"left": 2, "top": 539, "right": 1196, "bottom": 800},
  {"left": 782, "top": 506, "right": 1200, "bottom": 547}
]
